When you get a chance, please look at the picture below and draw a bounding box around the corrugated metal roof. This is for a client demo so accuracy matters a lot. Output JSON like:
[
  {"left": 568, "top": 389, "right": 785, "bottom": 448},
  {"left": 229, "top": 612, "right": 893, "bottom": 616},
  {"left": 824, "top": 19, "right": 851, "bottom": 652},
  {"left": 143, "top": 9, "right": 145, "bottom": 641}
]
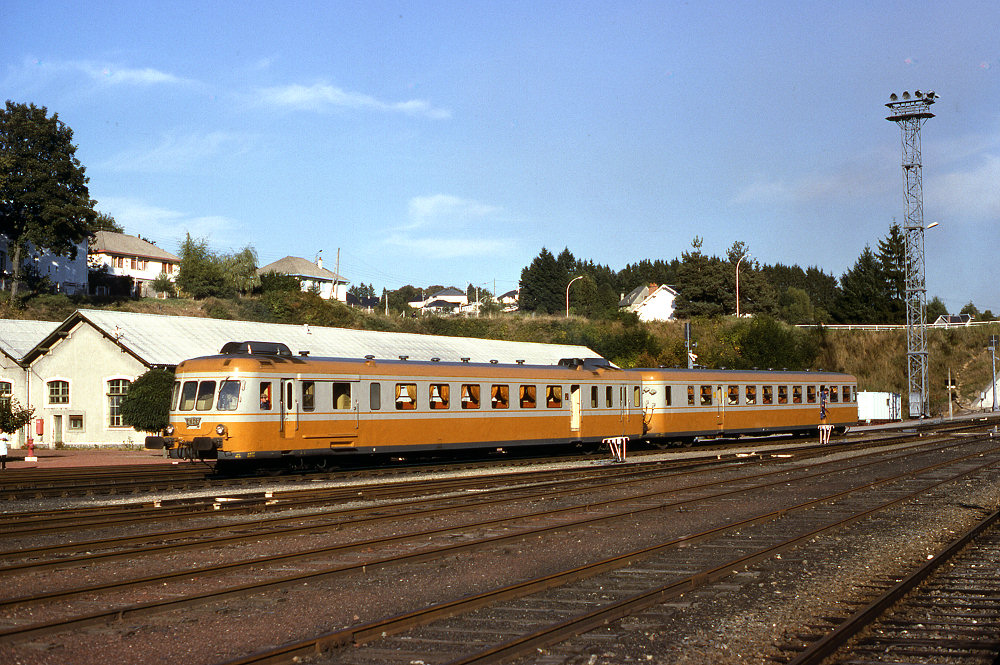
[
  {"left": 69, "top": 309, "right": 601, "bottom": 367},
  {"left": 0, "top": 319, "right": 61, "bottom": 361}
]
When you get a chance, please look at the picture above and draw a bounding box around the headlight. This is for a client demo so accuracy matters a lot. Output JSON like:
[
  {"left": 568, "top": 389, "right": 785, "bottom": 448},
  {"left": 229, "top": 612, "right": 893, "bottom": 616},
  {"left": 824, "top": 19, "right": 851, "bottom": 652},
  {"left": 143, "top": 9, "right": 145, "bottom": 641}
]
[
  {"left": 165, "top": 425, "right": 175, "bottom": 435},
  {"left": 216, "top": 424, "right": 227, "bottom": 436}
]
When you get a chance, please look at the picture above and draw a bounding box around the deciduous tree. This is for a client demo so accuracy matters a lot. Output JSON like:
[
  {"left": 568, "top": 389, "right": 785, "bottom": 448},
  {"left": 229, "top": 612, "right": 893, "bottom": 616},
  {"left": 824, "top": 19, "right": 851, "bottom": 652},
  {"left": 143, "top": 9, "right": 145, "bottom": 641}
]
[{"left": 0, "top": 101, "right": 97, "bottom": 298}]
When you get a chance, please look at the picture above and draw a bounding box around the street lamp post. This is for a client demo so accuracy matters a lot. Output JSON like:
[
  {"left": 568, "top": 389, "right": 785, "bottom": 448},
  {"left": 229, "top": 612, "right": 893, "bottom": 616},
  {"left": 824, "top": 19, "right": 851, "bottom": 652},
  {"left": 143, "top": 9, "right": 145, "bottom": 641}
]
[
  {"left": 735, "top": 253, "right": 749, "bottom": 318},
  {"left": 566, "top": 276, "right": 584, "bottom": 318}
]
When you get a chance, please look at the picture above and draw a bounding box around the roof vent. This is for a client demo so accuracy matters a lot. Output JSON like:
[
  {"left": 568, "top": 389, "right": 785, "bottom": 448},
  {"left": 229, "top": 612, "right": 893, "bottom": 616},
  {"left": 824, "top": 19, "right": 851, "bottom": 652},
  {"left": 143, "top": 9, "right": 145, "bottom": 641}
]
[
  {"left": 299, "top": 351, "right": 310, "bottom": 357},
  {"left": 220, "top": 341, "right": 292, "bottom": 357},
  {"left": 365, "top": 354, "right": 375, "bottom": 360},
  {"left": 516, "top": 360, "right": 524, "bottom": 365},
  {"left": 399, "top": 355, "right": 409, "bottom": 361},
  {"left": 431, "top": 357, "right": 440, "bottom": 362},
  {"left": 461, "top": 357, "right": 470, "bottom": 363},
  {"left": 490, "top": 360, "right": 498, "bottom": 364}
]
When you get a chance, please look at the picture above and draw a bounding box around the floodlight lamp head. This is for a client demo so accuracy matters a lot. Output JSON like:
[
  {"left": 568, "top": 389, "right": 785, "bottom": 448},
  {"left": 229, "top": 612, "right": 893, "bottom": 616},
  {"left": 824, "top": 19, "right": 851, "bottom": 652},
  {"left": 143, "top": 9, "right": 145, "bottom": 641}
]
[
  {"left": 889, "top": 93, "right": 898, "bottom": 101},
  {"left": 902, "top": 91, "right": 911, "bottom": 100},
  {"left": 915, "top": 89, "right": 923, "bottom": 97}
]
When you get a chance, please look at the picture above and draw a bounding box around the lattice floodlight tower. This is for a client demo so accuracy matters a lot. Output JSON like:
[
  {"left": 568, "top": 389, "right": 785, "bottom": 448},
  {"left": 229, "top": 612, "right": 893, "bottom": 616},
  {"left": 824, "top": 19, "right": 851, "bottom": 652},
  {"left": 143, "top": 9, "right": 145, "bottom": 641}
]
[{"left": 885, "top": 90, "right": 937, "bottom": 418}]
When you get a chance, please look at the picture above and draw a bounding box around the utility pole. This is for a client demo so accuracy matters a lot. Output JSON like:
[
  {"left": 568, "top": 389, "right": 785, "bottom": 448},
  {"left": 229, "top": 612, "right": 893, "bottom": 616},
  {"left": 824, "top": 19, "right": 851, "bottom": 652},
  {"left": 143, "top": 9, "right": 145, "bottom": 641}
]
[{"left": 886, "top": 90, "right": 937, "bottom": 418}]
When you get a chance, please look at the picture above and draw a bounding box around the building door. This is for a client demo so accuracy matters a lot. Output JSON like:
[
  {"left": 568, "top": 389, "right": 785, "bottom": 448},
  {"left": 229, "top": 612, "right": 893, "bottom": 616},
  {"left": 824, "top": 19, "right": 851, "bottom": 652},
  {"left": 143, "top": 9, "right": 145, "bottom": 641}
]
[{"left": 53, "top": 415, "right": 63, "bottom": 446}]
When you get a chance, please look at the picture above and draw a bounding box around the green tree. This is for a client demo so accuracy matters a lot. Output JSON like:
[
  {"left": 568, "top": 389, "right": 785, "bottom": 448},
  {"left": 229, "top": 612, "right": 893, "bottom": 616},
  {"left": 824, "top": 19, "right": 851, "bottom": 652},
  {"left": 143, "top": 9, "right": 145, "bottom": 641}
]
[
  {"left": 835, "top": 246, "right": 891, "bottom": 323},
  {"left": 120, "top": 368, "right": 175, "bottom": 433},
  {"left": 150, "top": 273, "right": 175, "bottom": 297},
  {"left": 93, "top": 211, "right": 124, "bottom": 233},
  {"left": 222, "top": 246, "right": 259, "bottom": 296},
  {"left": 0, "top": 101, "right": 97, "bottom": 298},
  {"left": 672, "top": 237, "right": 731, "bottom": 318},
  {"left": 0, "top": 397, "right": 33, "bottom": 435},
  {"left": 926, "top": 296, "right": 948, "bottom": 322},
  {"left": 176, "top": 234, "right": 233, "bottom": 299},
  {"left": 519, "top": 247, "right": 566, "bottom": 314},
  {"left": 876, "top": 223, "right": 906, "bottom": 323}
]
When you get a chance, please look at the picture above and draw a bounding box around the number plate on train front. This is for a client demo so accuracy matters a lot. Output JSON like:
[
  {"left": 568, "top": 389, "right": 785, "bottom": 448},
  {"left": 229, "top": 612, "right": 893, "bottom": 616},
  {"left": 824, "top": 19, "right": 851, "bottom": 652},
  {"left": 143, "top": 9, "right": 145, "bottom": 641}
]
[{"left": 184, "top": 417, "right": 202, "bottom": 429}]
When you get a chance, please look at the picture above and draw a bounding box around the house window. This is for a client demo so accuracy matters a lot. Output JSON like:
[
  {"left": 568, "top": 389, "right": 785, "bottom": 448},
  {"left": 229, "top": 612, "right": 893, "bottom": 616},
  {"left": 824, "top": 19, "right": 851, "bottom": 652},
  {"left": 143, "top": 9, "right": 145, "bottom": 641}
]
[
  {"left": 0, "top": 381, "right": 10, "bottom": 408},
  {"left": 113, "top": 256, "right": 125, "bottom": 269},
  {"left": 108, "top": 379, "right": 130, "bottom": 426},
  {"left": 69, "top": 414, "right": 85, "bottom": 431},
  {"left": 164, "top": 263, "right": 175, "bottom": 274},
  {"left": 48, "top": 380, "right": 69, "bottom": 405},
  {"left": 134, "top": 258, "right": 148, "bottom": 271}
]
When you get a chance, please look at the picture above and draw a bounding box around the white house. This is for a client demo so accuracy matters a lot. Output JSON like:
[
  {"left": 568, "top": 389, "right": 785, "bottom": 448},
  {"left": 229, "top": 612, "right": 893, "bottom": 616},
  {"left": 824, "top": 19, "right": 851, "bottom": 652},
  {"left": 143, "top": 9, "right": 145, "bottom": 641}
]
[
  {"left": 498, "top": 289, "right": 519, "bottom": 311},
  {"left": 0, "top": 234, "right": 89, "bottom": 295},
  {"left": 88, "top": 231, "right": 181, "bottom": 297},
  {"left": 0, "top": 319, "right": 61, "bottom": 446},
  {"left": 257, "top": 256, "right": 349, "bottom": 302},
  {"left": 619, "top": 283, "right": 679, "bottom": 322},
  {"left": 409, "top": 287, "right": 469, "bottom": 314}
]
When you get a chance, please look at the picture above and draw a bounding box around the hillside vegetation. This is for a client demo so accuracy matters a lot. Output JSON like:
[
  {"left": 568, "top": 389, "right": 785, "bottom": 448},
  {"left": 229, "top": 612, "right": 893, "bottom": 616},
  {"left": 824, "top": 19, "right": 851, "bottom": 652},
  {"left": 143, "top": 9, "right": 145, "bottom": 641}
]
[{"left": 4, "top": 292, "right": 998, "bottom": 417}]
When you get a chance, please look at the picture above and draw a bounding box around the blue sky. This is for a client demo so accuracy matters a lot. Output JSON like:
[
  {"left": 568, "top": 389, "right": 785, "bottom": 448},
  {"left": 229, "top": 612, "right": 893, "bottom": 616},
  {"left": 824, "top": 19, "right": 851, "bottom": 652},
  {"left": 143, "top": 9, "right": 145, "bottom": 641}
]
[{"left": 5, "top": 1, "right": 999, "bottom": 310}]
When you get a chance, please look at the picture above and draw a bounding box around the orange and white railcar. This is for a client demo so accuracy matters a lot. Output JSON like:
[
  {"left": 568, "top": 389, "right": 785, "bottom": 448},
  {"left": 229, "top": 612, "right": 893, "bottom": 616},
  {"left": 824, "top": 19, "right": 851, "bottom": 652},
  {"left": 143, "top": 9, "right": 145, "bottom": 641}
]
[{"left": 145, "top": 342, "right": 857, "bottom": 466}]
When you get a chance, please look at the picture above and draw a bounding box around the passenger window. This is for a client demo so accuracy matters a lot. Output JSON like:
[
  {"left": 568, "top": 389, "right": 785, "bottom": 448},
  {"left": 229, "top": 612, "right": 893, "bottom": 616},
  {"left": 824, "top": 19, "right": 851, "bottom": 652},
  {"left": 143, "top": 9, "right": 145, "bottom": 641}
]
[
  {"left": 745, "top": 385, "right": 757, "bottom": 405},
  {"left": 778, "top": 386, "right": 788, "bottom": 404},
  {"left": 333, "top": 382, "right": 352, "bottom": 410},
  {"left": 728, "top": 385, "right": 739, "bottom": 405},
  {"left": 762, "top": 385, "right": 773, "bottom": 405},
  {"left": 492, "top": 385, "right": 509, "bottom": 409},
  {"left": 633, "top": 386, "right": 640, "bottom": 407},
  {"left": 370, "top": 383, "right": 381, "bottom": 410},
  {"left": 217, "top": 380, "right": 241, "bottom": 411},
  {"left": 429, "top": 383, "right": 450, "bottom": 409},
  {"left": 302, "top": 381, "right": 315, "bottom": 412},
  {"left": 395, "top": 383, "right": 417, "bottom": 410},
  {"left": 664, "top": 386, "right": 672, "bottom": 406},
  {"left": 843, "top": 386, "right": 852, "bottom": 402},
  {"left": 591, "top": 386, "right": 599, "bottom": 408},
  {"left": 461, "top": 384, "right": 481, "bottom": 409},
  {"left": 807, "top": 386, "right": 816, "bottom": 403},
  {"left": 829, "top": 386, "right": 839, "bottom": 403},
  {"left": 700, "top": 385, "right": 713, "bottom": 406},
  {"left": 171, "top": 381, "right": 181, "bottom": 410},
  {"left": 793, "top": 386, "right": 802, "bottom": 404},
  {"left": 546, "top": 385, "right": 563, "bottom": 408},
  {"left": 606, "top": 386, "right": 613, "bottom": 408},
  {"left": 687, "top": 385, "right": 695, "bottom": 406},
  {"left": 519, "top": 385, "right": 536, "bottom": 408},
  {"left": 259, "top": 382, "right": 272, "bottom": 411},
  {"left": 179, "top": 381, "right": 198, "bottom": 411},
  {"left": 196, "top": 381, "right": 216, "bottom": 411}
]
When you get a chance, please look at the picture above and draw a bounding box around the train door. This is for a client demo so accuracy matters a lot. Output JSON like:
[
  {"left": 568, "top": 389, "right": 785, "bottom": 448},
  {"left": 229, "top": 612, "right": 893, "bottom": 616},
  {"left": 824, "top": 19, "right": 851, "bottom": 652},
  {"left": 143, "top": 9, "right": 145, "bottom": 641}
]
[
  {"left": 570, "top": 384, "right": 581, "bottom": 433},
  {"left": 715, "top": 385, "right": 725, "bottom": 433},
  {"left": 280, "top": 378, "right": 296, "bottom": 438}
]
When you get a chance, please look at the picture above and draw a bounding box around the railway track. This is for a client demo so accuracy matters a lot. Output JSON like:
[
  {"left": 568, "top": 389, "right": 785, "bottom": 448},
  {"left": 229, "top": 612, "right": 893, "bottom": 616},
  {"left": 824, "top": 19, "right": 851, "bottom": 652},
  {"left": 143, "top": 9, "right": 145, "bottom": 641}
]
[
  {"left": 2, "top": 428, "right": 999, "bottom": 665},
  {"left": 782, "top": 505, "right": 1000, "bottom": 665}
]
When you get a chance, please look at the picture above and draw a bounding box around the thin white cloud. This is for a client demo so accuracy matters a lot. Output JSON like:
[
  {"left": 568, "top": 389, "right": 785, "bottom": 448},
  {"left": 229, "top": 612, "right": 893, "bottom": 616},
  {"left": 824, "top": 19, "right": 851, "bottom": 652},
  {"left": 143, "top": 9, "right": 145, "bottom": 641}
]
[
  {"left": 384, "top": 194, "right": 514, "bottom": 258},
  {"left": 256, "top": 82, "right": 451, "bottom": 119},
  {"left": 96, "top": 197, "right": 242, "bottom": 251},
  {"left": 930, "top": 153, "right": 1000, "bottom": 221},
  {"left": 103, "top": 131, "right": 252, "bottom": 172},
  {"left": 14, "top": 57, "right": 192, "bottom": 87}
]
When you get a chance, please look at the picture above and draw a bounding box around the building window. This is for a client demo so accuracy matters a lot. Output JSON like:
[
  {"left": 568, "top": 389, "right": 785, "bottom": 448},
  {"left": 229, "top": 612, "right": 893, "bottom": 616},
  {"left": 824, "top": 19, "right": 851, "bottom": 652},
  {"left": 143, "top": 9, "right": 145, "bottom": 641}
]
[
  {"left": 134, "top": 258, "right": 148, "bottom": 271},
  {"left": 48, "top": 380, "right": 69, "bottom": 405},
  {"left": 0, "top": 381, "right": 10, "bottom": 408},
  {"left": 69, "top": 414, "right": 85, "bottom": 431},
  {"left": 108, "top": 379, "right": 130, "bottom": 426}
]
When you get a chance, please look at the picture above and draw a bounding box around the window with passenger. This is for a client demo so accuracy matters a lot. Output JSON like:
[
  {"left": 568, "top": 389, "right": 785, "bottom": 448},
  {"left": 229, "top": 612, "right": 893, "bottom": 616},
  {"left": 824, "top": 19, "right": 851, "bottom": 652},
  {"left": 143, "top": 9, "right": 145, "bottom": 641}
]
[
  {"left": 807, "top": 386, "right": 817, "bottom": 403},
  {"left": 792, "top": 386, "right": 802, "bottom": 404},
  {"left": 745, "top": 385, "right": 757, "bottom": 404},
  {"left": 728, "top": 385, "right": 739, "bottom": 405},
  {"left": 259, "top": 382, "right": 272, "bottom": 411},
  {"left": 217, "top": 380, "right": 241, "bottom": 411},
  {"left": 829, "top": 386, "right": 839, "bottom": 403},
  {"left": 333, "top": 382, "right": 352, "bottom": 409},
  {"left": 688, "top": 385, "right": 695, "bottom": 406},
  {"left": 762, "top": 385, "right": 773, "bottom": 404},
  {"left": 778, "top": 386, "right": 788, "bottom": 404},
  {"left": 843, "top": 386, "right": 852, "bottom": 402},
  {"left": 700, "top": 385, "right": 713, "bottom": 406},
  {"left": 302, "top": 381, "right": 315, "bottom": 412}
]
